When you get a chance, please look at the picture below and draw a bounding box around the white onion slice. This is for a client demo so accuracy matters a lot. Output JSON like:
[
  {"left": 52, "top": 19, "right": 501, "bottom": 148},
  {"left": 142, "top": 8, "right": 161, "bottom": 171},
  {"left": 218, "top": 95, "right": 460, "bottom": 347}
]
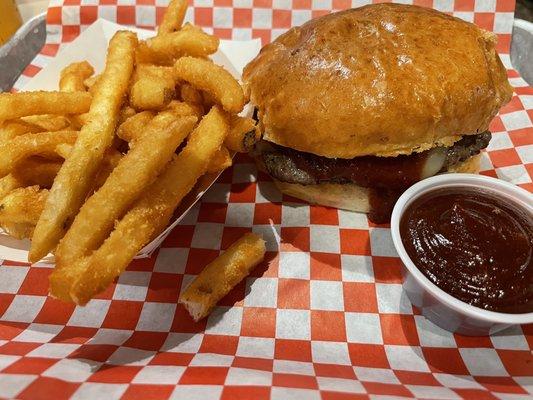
[{"left": 421, "top": 147, "right": 447, "bottom": 179}]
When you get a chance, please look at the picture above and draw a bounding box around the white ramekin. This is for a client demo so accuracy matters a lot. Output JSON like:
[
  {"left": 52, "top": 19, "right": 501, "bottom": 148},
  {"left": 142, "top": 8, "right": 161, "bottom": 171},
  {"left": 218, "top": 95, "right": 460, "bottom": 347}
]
[{"left": 391, "top": 173, "right": 533, "bottom": 336}]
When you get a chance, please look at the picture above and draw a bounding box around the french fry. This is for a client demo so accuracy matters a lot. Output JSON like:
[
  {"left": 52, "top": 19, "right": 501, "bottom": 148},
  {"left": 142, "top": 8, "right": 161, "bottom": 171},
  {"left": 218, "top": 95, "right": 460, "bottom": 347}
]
[
  {"left": 206, "top": 146, "right": 232, "bottom": 173},
  {"left": 181, "top": 23, "right": 201, "bottom": 32},
  {"left": 52, "top": 140, "right": 123, "bottom": 189},
  {"left": 135, "top": 42, "right": 160, "bottom": 65},
  {"left": 21, "top": 115, "right": 72, "bottom": 132},
  {"left": 131, "top": 66, "right": 176, "bottom": 110},
  {"left": 225, "top": 115, "right": 260, "bottom": 152},
  {"left": 0, "top": 131, "right": 78, "bottom": 177},
  {"left": 0, "top": 174, "right": 24, "bottom": 200},
  {"left": 92, "top": 149, "right": 123, "bottom": 192},
  {"left": 158, "top": 0, "right": 188, "bottom": 35},
  {"left": 179, "top": 232, "right": 266, "bottom": 321},
  {"left": 54, "top": 143, "right": 73, "bottom": 159},
  {"left": 134, "top": 65, "right": 174, "bottom": 82},
  {"left": 0, "top": 0, "right": 254, "bottom": 307},
  {"left": 117, "top": 111, "right": 155, "bottom": 144},
  {"left": 0, "top": 121, "right": 41, "bottom": 142},
  {"left": 1, "top": 222, "right": 34, "bottom": 240},
  {"left": 13, "top": 157, "right": 62, "bottom": 188},
  {"left": 84, "top": 74, "right": 99, "bottom": 88},
  {"left": 180, "top": 83, "right": 202, "bottom": 105},
  {"left": 50, "top": 106, "right": 229, "bottom": 304},
  {"left": 202, "top": 90, "right": 217, "bottom": 108},
  {"left": 29, "top": 31, "right": 138, "bottom": 263},
  {"left": 130, "top": 75, "right": 175, "bottom": 111},
  {"left": 166, "top": 100, "right": 204, "bottom": 119},
  {"left": 69, "top": 113, "right": 90, "bottom": 129},
  {"left": 0, "top": 92, "right": 92, "bottom": 121},
  {"left": 0, "top": 159, "right": 61, "bottom": 195},
  {"left": 137, "top": 29, "right": 219, "bottom": 65},
  {"left": 0, "top": 186, "right": 48, "bottom": 225},
  {"left": 55, "top": 114, "right": 197, "bottom": 267},
  {"left": 59, "top": 61, "right": 95, "bottom": 92},
  {"left": 118, "top": 106, "right": 137, "bottom": 125},
  {"left": 84, "top": 74, "right": 101, "bottom": 95},
  {"left": 174, "top": 57, "right": 245, "bottom": 113},
  {"left": 150, "top": 29, "right": 219, "bottom": 58}
]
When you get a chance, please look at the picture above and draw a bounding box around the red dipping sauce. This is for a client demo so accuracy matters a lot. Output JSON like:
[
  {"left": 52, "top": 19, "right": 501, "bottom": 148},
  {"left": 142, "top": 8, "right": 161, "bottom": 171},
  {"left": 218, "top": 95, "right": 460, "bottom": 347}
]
[{"left": 400, "top": 187, "right": 533, "bottom": 314}]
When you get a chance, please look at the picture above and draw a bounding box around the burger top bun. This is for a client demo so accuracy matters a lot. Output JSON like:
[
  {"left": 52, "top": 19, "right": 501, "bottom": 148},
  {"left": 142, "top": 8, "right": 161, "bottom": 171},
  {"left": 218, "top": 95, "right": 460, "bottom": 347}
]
[{"left": 243, "top": 4, "right": 513, "bottom": 158}]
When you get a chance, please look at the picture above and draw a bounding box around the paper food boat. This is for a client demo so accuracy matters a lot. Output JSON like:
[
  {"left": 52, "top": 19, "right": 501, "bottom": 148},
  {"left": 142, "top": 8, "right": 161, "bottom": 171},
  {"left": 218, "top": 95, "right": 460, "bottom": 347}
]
[{"left": 0, "top": 19, "right": 261, "bottom": 263}]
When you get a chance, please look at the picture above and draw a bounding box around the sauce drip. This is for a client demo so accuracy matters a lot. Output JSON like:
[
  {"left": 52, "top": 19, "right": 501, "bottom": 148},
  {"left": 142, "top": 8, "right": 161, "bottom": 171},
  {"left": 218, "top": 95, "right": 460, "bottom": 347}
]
[
  {"left": 271, "top": 144, "right": 430, "bottom": 224},
  {"left": 400, "top": 187, "right": 533, "bottom": 314},
  {"left": 282, "top": 144, "right": 430, "bottom": 190}
]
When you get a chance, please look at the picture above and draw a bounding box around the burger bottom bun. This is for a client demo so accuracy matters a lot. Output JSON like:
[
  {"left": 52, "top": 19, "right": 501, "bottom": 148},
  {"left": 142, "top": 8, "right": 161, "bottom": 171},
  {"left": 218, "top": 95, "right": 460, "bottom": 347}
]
[{"left": 273, "top": 154, "right": 481, "bottom": 214}]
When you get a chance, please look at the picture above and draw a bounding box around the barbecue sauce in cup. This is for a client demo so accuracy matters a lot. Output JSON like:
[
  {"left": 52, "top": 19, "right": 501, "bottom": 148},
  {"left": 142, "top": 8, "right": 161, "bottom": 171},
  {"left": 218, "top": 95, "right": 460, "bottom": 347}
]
[{"left": 400, "top": 187, "right": 533, "bottom": 314}]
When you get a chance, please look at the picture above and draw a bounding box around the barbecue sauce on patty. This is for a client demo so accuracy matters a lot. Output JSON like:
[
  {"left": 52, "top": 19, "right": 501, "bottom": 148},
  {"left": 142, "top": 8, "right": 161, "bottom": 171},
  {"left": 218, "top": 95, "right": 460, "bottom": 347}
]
[
  {"left": 259, "top": 132, "right": 491, "bottom": 223},
  {"left": 400, "top": 188, "right": 533, "bottom": 314}
]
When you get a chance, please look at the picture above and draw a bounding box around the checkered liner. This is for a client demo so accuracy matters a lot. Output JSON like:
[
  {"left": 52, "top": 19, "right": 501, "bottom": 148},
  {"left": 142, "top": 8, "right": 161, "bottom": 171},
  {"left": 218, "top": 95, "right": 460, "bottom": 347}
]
[{"left": 2, "top": 0, "right": 532, "bottom": 399}]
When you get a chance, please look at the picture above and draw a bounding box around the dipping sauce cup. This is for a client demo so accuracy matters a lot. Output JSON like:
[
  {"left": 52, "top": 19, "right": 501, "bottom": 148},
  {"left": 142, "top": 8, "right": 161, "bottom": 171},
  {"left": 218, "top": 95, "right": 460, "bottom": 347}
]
[{"left": 391, "top": 173, "right": 533, "bottom": 336}]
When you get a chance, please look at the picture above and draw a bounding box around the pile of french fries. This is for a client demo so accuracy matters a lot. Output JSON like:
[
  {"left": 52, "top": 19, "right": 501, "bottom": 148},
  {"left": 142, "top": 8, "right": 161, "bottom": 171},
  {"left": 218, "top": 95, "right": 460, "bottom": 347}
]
[{"left": 0, "top": 0, "right": 264, "bottom": 308}]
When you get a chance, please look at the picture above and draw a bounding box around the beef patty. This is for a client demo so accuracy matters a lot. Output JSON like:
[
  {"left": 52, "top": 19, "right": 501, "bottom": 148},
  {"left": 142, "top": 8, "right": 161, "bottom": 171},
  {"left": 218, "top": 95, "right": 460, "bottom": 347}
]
[{"left": 259, "top": 132, "right": 491, "bottom": 189}]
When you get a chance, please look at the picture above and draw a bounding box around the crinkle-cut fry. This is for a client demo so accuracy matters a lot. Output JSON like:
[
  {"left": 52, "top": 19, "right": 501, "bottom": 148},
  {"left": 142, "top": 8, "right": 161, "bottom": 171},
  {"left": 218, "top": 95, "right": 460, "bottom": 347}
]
[
  {"left": 0, "top": 186, "right": 48, "bottom": 225},
  {"left": 158, "top": 0, "right": 188, "bottom": 34},
  {"left": 206, "top": 146, "right": 233, "bottom": 173},
  {"left": 21, "top": 115, "right": 72, "bottom": 132},
  {"left": 0, "top": 91, "right": 92, "bottom": 121},
  {"left": 139, "top": 29, "right": 219, "bottom": 65},
  {"left": 0, "top": 174, "right": 24, "bottom": 200},
  {"left": 0, "top": 120, "right": 41, "bottom": 142},
  {"left": 225, "top": 115, "right": 260, "bottom": 153},
  {"left": 179, "top": 232, "right": 266, "bottom": 321},
  {"left": 174, "top": 57, "right": 245, "bottom": 113},
  {"left": 0, "top": 130, "right": 78, "bottom": 177},
  {"left": 117, "top": 111, "right": 155, "bottom": 144},
  {"left": 55, "top": 114, "right": 197, "bottom": 269},
  {"left": 130, "top": 75, "right": 175, "bottom": 111},
  {"left": 29, "top": 31, "right": 138, "bottom": 263},
  {"left": 53, "top": 106, "right": 228, "bottom": 304},
  {"left": 1, "top": 222, "right": 34, "bottom": 240},
  {"left": 59, "top": 61, "right": 95, "bottom": 92},
  {"left": 166, "top": 100, "right": 203, "bottom": 119},
  {"left": 13, "top": 157, "right": 62, "bottom": 188},
  {"left": 180, "top": 83, "right": 203, "bottom": 105}
]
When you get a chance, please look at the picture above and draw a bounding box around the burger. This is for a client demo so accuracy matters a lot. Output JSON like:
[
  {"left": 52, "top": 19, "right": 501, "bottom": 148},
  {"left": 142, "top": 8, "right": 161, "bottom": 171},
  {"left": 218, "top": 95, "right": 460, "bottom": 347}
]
[{"left": 242, "top": 4, "right": 512, "bottom": 223}]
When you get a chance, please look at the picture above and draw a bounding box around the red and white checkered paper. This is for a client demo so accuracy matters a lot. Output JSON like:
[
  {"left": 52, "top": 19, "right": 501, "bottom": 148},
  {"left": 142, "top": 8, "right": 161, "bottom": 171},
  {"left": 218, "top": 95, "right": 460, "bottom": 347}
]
[{"left": 3, "top": 0, "right": 532, "bottom": 399}]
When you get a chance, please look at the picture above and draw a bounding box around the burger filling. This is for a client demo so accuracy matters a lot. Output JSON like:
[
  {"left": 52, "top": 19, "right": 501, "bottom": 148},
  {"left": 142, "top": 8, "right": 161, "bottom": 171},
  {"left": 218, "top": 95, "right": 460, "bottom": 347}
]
[{"left": 258, "top": 131, "right": 491, "bottom": 189}]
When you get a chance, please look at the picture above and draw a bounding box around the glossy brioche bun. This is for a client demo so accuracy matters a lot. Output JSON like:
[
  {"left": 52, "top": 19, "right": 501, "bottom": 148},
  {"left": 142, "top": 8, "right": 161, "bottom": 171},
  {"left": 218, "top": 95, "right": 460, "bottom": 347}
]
[
  {"left": 243, "top": 4, "right": 512, "bottom": 158},
  {"left": 274, "top": 155, "right": 481, "bottom": 213}
]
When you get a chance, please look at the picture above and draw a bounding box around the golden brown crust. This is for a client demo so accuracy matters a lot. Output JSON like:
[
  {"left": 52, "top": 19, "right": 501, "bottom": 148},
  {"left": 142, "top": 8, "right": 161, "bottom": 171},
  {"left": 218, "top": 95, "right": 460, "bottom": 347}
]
[{"left": 243, "top": 4, "right": 512, "bottom": 158}]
